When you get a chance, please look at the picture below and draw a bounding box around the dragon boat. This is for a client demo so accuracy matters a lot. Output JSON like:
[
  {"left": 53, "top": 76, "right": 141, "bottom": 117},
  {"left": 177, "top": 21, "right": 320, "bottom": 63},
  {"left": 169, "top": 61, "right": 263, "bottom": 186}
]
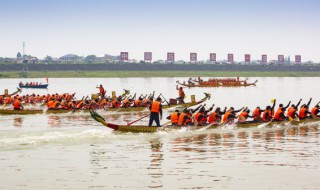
[
  {"left": 19, "top": 83, "right": 49, "bottom": 89},
  {"left": 176, "top": 80, "right": 257, "bottom": 88},
  {"left": 0, "top": 93, "right": 211, "bottom": 115},
  {"left": 89, "top": 109, "right": 320, "bottom": 133}
]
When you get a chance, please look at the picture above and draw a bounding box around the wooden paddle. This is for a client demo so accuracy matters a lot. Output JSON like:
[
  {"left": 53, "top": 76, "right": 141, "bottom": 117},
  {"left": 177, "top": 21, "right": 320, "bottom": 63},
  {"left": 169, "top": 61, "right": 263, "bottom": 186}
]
[
  {"left": 160, "top": 93, "right": 170, "bottom": 107},
  {"left": 127, "top": 113, "right": 151, "bottom": 126}
]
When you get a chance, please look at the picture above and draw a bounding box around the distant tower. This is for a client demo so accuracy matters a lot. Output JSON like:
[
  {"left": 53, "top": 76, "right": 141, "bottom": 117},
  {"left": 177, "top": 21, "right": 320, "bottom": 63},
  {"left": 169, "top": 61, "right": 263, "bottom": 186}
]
[{"left": 22, "top": 42, "right": 26, "bottom": 56}]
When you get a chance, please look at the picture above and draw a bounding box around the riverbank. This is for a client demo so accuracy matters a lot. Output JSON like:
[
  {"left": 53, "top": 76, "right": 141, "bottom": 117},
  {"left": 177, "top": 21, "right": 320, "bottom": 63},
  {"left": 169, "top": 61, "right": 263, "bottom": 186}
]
[{"left": 1, "top": 71, "right": 320, "bottom": 78}]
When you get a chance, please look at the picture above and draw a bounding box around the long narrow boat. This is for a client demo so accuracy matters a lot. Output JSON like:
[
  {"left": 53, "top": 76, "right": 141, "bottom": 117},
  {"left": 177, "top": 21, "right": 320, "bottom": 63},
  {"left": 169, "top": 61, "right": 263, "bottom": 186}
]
[
  {"left": 89, "top": 110, "right": 320, "bottom": 133},
  {"left": 177, "top": 80, "right": 257, "bottom": 88},
  {"left": 19, "top": 84, "right": 49, "bottom": 89},
  {"left": 0, "top": 88, "right": 22, "bottom": 96},
  {"left": 0, "top": 93, "right": 211, "bottom": 115}
]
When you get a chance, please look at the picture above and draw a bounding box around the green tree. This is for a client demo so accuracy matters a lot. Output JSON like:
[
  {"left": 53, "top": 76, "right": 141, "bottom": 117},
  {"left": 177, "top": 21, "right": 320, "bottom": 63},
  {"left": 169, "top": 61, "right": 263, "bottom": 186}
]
[
  {"left": 17, "top": 52, "right": 22, "bottom": 58},
  {"left": 84, "top": 55, "right": 97, "bottom": 63},
  {"left": 45, "top": 55, "right": 53, "bottom": 63}
]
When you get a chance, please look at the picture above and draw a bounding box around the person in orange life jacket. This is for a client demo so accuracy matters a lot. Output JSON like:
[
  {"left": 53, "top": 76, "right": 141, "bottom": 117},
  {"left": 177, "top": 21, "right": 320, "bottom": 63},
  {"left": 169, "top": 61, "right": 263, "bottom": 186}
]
[
  {"left": 237, "top": 109, "right": 253, "bottom": 123},
  {"left": 97, "top": 84, "right": 106, "bottom": 99},
  {"left": 166, "top": 110, "right": 180, "bottom": 126},
  {"left": 252, "top": 106, "right": 265, "bottom": 122},
  {"left": 273, "top": 107, "right": 288, "bottom": 121},
  {"left": 112, "top": 96, "right": 122, "bottom": 108},
  {"left": 299, "top": 105, "right": 311, "bottom": 120},
  {"left": 298, "top": 98, "right": 312, "bottom": 119},
  {"left": 149, "top": 97, "right": 163, "bottom": 127},
  {"left": 134, "top": 97, "right": 143, "bottom": 107},
  {"left": 222, "top": 107, "right": 244, "bottom": 123},
  {"left": 276, "top": 101, "right": 291, "bottom": 113},
  {"left": 176, "top": 86, "right": 185, "bottom": 104},
  {"left": 262, "top": 106, "right": 273, "bottom": 122},
  {"left": 122, "top": 98, "right": 133, "bottom": 108},
  {"left": 177, "top": 105, "right": 202, "bottom": 126},
  {"left": 195, "top": 104, "right": 215, "bottom": 126},
  {"left": 178, "top": 109, "right": 192, "bottom": 126},
  {"left": 311, "top": 102, "right": 320, "bottom": 117},
  {"left": 287, "top": 105, "right": 299, "bottom": 119},
  {"left": 208, "top": 107, "right": 227, "bottom": 124},
  {"left": 13, "top": 98, "right": 24, "bottom": 110}
]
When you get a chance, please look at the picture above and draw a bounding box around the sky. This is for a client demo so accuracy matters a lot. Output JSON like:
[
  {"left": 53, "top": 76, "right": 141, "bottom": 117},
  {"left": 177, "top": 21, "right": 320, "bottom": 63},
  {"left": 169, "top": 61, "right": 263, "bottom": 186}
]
[{"left": 1, "top": 0, "right": 320, "bottom": 62}]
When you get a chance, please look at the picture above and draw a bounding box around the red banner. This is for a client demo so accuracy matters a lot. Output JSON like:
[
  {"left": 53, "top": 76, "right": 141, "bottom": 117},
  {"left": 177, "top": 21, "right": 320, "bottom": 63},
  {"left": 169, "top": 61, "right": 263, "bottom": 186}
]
[
  {"left": 278, "top": 55, "right": 284, "bottom": 64},
  {"left": 261, "top": 54, "right": 267, "bottom": 63},
  {"left": 245, "top": 54, "right": 251, "bottom": 62},
  {"left": 120, "top": 52, "right": 128, "bottom": 61},
  {"left": 190, "top": 53, "right": 197, "bottom": 62},
  {"left": 144, "top": 52, "right": 152, "bottom": 61},
  {"left": 228, "top": 54, "right": 234, "bottom": 62},
  {"left": 295, "top": 55, "right": 301, "bottom": 64},
  {"left": 210, "top": 53, "right": 216, "bottom": 62},
  {"left": 167, "top": 52, "right": 175, "bottom": 63}
]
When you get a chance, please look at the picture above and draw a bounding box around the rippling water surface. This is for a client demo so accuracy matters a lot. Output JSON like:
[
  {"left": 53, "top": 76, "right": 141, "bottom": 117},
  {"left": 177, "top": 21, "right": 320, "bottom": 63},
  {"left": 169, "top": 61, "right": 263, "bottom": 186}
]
[{"left": 0, "top": 77, "right": 320, "bottom": 189}]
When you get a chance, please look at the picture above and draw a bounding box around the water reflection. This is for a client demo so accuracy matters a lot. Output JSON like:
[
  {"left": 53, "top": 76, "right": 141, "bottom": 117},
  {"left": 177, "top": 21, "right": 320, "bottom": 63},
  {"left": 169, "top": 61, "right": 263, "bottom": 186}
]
[
  {"left": 148, "top": 139, "right": 164, "bottom": 188},
  {"left": 13, "top": 117, "right": 23, "bottom": 127}
]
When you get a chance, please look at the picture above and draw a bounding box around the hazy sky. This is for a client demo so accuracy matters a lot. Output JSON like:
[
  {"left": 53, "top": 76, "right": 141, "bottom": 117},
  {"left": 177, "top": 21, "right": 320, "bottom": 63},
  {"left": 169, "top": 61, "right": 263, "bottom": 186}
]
[{"left": 1, "top": 0, "right": 320, "bottom": 62}]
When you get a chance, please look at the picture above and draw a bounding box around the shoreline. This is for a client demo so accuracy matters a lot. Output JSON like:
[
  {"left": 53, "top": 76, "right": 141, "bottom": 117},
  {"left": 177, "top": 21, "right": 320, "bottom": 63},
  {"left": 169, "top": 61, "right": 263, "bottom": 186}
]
[{"left": 1, "top": 71, "right": 320, "bottom": 78}]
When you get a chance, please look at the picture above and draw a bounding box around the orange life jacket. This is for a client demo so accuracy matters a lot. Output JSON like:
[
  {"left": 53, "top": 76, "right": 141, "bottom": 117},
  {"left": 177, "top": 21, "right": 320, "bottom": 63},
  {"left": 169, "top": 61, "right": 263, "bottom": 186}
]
[
  {"left": 299, "top": 107, "right": 307, "bottom": 119},
  {"left": 238, "top": 112, "right": 248, "bottom": 122},
  {"left": 151, "top": 101, "right": 160, "bottom": 113},
  {"left": 13, "top": 100, "right": 21, "bottom": 109},
  {"left": 135, "top": 99, "right": 141, "bottom": 107},
  {"left": 170, "top": 112, "right": 179, "bottom": 124},
  {"left": 195, "top": 112, "right": 204, "bottom": 125},
  {"left": 262, "top": 110, "right": 271, "bottom": 121},
  {"left": 208, "top": 112, "right": 219, "bottom": 123},
  {"left": 222, "top": 111, "right": 232, "bottom": 122},
  {"left": 311, "top": 107, "right": 318, "bottom": 115},
  {"left": 47, "top": 101, "right": 54, "bottom": 109},
  {"left": 287, "top": 107, "right": 296, "bottom": 118},
  {"left": 77, "top": 100, "right": 84, "bottom": 109},
  {"left": 5, "top": 97, "right": 12, "bottom": 104},
  {"left": 178, "top": 112, "right": 187, "bottom": 126},
  {"left": 274, "top": 109, "right": 284, "bottom": 120},
  {"left": 113, "top": 100, "right": 120, "bottom": 108},
  {"left": 253, "top": 108, "right": 261, "bottom": 120},
  {"left": 178, "top": 90, "right": 185, "bottom": 98}
]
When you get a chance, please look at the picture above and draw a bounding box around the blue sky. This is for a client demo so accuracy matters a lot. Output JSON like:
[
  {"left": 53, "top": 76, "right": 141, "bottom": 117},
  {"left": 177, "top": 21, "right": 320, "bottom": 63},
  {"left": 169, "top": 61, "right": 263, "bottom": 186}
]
[{"left": 1, "top": 0, "right": 320, "bottom": 62}]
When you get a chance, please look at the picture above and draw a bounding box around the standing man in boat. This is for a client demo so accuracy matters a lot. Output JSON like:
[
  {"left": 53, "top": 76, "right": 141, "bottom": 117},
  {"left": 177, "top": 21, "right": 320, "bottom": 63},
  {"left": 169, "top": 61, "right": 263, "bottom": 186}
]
[
  {"left": 148, "top": 97, "right": 163, "bottom": 127},
  {"left": 97, "top": 84, "right": 106, "bottom": 99},
  {"left": 176, "top": 86, "right": 185, "bottom": 104}
]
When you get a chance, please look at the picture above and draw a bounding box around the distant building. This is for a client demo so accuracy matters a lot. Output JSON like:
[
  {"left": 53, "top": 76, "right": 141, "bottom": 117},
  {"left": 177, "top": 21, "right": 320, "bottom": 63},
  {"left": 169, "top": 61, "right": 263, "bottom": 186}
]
[
  {"left": 104, "top": 54, "right": 120, "bottom": 63},
  {"left": 59, "top": 54, "right": 82, "bottom": 63}
]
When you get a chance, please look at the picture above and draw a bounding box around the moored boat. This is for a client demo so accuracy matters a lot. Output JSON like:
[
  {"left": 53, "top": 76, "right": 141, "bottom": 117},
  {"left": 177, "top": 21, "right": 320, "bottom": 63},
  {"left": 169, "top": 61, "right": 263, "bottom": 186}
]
[
  {"left": 89, "top": 109, "right": 320, "bottom": 133},
  {"left": 177, "top": 79, "right": 257, "bottom": 88}
]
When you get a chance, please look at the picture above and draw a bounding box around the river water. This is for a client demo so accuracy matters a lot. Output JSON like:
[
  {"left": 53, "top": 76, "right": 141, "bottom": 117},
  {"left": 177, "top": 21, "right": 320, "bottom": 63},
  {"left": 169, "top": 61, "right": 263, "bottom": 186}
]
[{"left": 0, "top": 77, "right": 320, "bottom": 190}]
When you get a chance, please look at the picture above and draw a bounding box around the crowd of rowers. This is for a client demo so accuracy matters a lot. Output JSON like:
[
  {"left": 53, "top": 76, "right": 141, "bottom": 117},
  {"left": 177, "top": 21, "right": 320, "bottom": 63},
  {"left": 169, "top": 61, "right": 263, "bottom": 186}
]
[
  {"left": 164, "top": 98, "right": 320, "bottom": 126},
  {"left": 188, "top": 76, "right": 247, "bottom": 86},
  {"left": 0, "top": 92, "right": 163, "bottom": 111},
  {"left": 19, "top": 81, "right": 44, "bottom": 86}
]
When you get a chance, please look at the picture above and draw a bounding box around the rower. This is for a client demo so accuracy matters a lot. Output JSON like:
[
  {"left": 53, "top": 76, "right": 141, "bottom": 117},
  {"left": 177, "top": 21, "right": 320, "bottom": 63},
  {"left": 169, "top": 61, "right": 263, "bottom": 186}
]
[
  {"left": 262, "top": 106, "right": 272, "bottom": 122},
  {"left": 112, "top": 96, "right": 122, "bottom": 108},
  {"left": 13, "top": 97, "right": 24, "bottom": 110},
  {"left": 208, "top": 107, "right": 226, "bottom": 124},
  {"left": 298, "top": 98, "right": 312, "bottom": 120},
  {"left": 237, "top": 109, "right": 253, "bottom": 123},
  {"left": 134, "top": 97, "right": 143, "bottom": 107},
  {"left": 178, "top": 109, "right": 192, "bottom": 126},
  {"left": 274, "top": 107, "right": 288, "bottom": 121},
  {"left": 287, "top": 105, "right": 299, "bottom": 120},
  {"left": 287, "top": 99, "right": 302, "bottom": 116},
  {"left": 148, "top": 97, "right": 163, "bottom": 127},
  {"left": 252, "top": 106, "right": 264, "bottom": 122},
  {"left": 276, "top": 101, "right": 291, "bottom": 113},
  {"left": 195, "top": 104, "right": 214, "bottom": 126},
  {"left": 176, "top": 86, "right": 185, "bottom": 104},
  {"left": 222, "top": 107, "right": 244, "bottom": 123},
  {"left": 166, "top": 110, "right": 180, "bottom": 126},
  {"left": 311, "top": 102, "right": 320, "bottom": 117}
]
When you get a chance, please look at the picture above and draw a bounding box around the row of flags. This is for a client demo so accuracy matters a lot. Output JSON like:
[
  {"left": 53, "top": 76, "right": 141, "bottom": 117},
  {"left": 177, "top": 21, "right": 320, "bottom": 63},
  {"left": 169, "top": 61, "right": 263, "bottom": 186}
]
[{"left": 119, "top": 52, "right": 302, "bottom": 63}]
